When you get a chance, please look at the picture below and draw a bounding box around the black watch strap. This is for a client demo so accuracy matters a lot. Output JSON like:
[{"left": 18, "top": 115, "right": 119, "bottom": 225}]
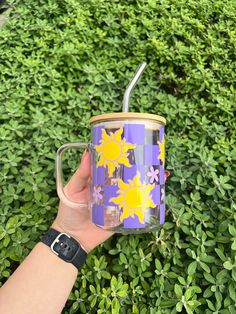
[{"left": 41, "top": 228, "right": 87, "bottom": 269}]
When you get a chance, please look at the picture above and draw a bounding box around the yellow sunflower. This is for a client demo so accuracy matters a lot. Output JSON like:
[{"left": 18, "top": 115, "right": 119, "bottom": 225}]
[
  {"left": 110, "top": 171, "right": 155, "bottom": 224},
  {"left": 95, "top": 128, "right": 136, "bottom": 177},
  {"left": 158, "top": 138, "right": 165, "bottom": 165}
]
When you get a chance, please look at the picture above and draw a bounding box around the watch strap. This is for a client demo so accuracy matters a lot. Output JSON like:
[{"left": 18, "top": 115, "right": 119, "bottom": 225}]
[{"left": 41, "top": 228, "right": 87, "bottom": 269}]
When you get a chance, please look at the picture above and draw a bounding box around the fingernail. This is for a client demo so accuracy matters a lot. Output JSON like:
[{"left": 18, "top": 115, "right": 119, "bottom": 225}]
[
  {"left": 164, "top": 170, "right": 170, "bottom": 180},
  {"left": 81, "top": 148, "right": 88, "bottom": 161}
]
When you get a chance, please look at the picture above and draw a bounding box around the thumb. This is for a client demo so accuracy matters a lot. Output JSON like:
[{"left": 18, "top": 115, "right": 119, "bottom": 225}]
[{"left": 65, "top": 149, "right": 91, "bottom": 194}]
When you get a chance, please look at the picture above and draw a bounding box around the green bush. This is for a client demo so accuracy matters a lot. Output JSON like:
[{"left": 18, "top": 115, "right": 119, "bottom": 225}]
[{"left": 0, "top": 0, "right": 236, "bottom": 313}]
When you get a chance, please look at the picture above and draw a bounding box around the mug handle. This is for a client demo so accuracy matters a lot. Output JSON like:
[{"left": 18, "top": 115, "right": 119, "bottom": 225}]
[{"left": 56, "top": 143, "right": 90, "bottom": 208}]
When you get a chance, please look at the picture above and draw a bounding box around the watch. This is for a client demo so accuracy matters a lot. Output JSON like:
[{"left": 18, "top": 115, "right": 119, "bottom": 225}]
[{"left": 41, "top": 228, "right": 87, "bottom": 269}]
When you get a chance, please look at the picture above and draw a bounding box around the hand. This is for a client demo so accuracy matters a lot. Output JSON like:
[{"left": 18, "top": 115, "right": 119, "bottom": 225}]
[{"left": 52, "top": 150, "right": 113, "bottom": 253}]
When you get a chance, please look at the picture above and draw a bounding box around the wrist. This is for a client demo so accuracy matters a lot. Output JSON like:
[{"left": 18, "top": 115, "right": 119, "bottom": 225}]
[
  {"left": 41, "top": 227, "right": 88, "bottom": 270},
  {"left": 37, "top": 242, "right": 78, "bottom": 274},
  {"left": 51, "top": 221, "right": 91, "bottom": 253}
]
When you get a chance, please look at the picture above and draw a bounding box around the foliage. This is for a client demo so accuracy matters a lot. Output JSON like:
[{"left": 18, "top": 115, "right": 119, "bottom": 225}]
[{"left": 0, "top": 0, "right": 236, "bottom": 313}]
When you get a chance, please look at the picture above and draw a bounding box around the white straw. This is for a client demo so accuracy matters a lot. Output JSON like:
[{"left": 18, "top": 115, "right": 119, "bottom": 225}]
[{"left": 122, "top": 62, "right": 147, "bottom": 112}]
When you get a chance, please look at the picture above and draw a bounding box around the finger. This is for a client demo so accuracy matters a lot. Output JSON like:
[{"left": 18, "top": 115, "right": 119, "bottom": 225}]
[
  {"left": 65, "top": 150, "right": 91, "bottom": 194},
  {"left": 165, "top": 170, "right": 170, "bottom": 181}
]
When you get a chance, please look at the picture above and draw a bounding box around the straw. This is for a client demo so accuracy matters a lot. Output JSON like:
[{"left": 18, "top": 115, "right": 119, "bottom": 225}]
[{"left": 122, "top": 62, "right": 147, "bottom": 112}]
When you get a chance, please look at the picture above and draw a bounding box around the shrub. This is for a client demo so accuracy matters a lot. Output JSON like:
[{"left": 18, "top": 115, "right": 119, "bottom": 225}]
[{"left": 0, "top": 0, "right": 235, "bottom": 313}]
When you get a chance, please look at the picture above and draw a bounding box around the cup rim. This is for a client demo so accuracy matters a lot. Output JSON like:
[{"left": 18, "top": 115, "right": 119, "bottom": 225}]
[{"left": 90, "top": 112, "right": 166, "bottom": 125}]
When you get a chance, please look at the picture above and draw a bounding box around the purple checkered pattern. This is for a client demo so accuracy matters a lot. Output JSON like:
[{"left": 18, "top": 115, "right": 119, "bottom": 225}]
[
  {"left": 91, "top": 123, "right": 165, "bottom": 228},
  {"left": 92, "top": 125, "right": 103, "bottom": 145}
]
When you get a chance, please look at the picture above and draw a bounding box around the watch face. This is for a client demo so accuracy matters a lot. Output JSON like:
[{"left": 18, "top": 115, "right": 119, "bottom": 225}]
[{"left": 53, "top": 234, "right": 79, "bottom": 261}]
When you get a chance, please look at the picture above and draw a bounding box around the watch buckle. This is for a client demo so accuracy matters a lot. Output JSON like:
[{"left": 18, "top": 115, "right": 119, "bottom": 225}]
[{"left": 50, "top": 232, "right": 71, "bottom": 256}]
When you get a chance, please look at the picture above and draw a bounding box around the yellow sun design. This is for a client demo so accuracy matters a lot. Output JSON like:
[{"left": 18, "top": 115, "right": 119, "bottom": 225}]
[
  {"left": 110, "top": 172, "right": 155, "bottom": 224},
  {"left": 158, "top": 138, "right": 165, "bottom": 165},
  {"left": 95, "top": 128, "right": 136, "bottom": 177}
]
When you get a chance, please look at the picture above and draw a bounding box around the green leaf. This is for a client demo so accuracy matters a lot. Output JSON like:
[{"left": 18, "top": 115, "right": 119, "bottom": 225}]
[
  {"left": 111, "top": 276, "right": 117, "bottom": 288},
  {"left": 232, "top": 268, "right": 236, "bottom": 282},
  {"left": 101, "top": 271, "right": 111, "bottom": 279},
  {"left": 72, "top": 301, "right": 79, "bottom": 310},
  {"left": 174, "top": 284, "right": 183, "bottom": 298},
  {"left": 0, "top": 226, "right": 6, "bottom": 240},
  {"left": 204, "top": 273, "right": 215, "bottom": 285},
  {"left": 176, "top": 302, "right": 183, "bottom": 312},
  {"left": 117, "top": 290, "right": 127, "bottom": 298},
  {"left": 223, "top": 261, "right": 233, "bottom": 270},
  {"left": 6, "top": 216, "right": 19, "bottom": 229},
  {"left": 215, "top": 248, "right": 227, "bottom": 261},
  {"left": 185, "top": 305, "right": 194, "bottom": 314},
  {"left": 188, "top": 261, "right": 197, "bottom": 276},
  {"left": 2, "top": 270, "right": 10, "bottom": 277},
  {"left": 206, "top": 188, "right": 216, "bottom": 195},
  {"left": 111, "top": 298, "right": 120, "bottom": 314},
  {"left": 89, "top": 285, "right": 96, "bottom": 293},
  {"left": 229, "top": 283, "right": 236, "bottom": 301},
  {"left": 90, "top": 296, "right": 97, "bottom": 308},
  {"left": 203, "top": 287, "right": 213, "bottom": 298},
  {"left": 178, "top": 276, "right": 186, "bottom": 285},
  {"left": 163, "top": 222, "right": 174, "bottom": 230},
  {"left": 120, "top": 252, "right": 127, "bottom": 264},
  {"left": 232, "top": 240, "right": 236, "bottom": 251},
  {"left": 160, "top": 299, "right": 178, "bottom": 308},
  {"left": 206, "top": 300, "right": 216, "bottom": 311},
  {"left": 155, "top": 259, "right": 162, "bottom": 271},
  {"left": 216, "top": 269, "right": 228, "bottom": 282},
  {"left": 34, "top": 191, "right": 41, "bottom": 202},
  {"left": 185, "top": 288, "right": 192, "bottom": 300},
  {"left": 199, "top": 261, "right": 210, "bottom": 273},
  {"left": 215, "top": 289, "right": 223, "bottom": 308},
  {"left": 229, "top": 225, "right": 236, "bottom": 237}
]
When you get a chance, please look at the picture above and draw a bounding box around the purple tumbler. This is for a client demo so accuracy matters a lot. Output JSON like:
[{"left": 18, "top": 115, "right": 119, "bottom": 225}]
[{"left": 56, "top": 112, "right": 166, "bottom": 234}]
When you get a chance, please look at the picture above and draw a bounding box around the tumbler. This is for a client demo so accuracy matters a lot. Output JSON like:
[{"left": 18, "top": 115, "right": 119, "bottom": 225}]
[{"left": 56, "top": 112, "right": 166, "bottom": 234}]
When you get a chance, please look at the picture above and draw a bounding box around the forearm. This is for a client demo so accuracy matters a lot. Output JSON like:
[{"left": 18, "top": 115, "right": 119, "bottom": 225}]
[{"left": 0, "top": 242, "right": 78, "bottom": 314}]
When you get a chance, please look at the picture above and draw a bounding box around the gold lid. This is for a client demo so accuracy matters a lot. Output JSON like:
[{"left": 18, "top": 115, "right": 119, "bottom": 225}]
[{"left": 90, "top": 112, "right": 166, "bottom": 125}]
